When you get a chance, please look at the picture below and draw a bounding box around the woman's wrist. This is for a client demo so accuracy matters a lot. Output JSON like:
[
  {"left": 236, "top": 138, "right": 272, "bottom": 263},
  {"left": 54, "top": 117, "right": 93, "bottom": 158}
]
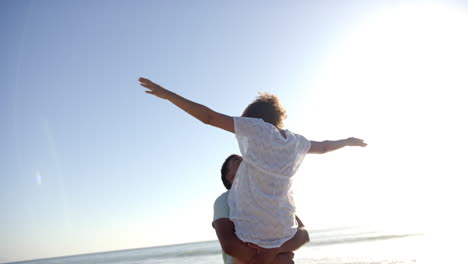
[{"left": 338, "top": 139, "right": 348, "bottom": 147}]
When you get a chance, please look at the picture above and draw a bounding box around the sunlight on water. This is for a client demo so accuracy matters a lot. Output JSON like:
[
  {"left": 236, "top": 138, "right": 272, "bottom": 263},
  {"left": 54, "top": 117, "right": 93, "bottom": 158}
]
[
  {"left": 7, "top": 227, "right": 428, "bottom": 264},
  {"left": 295, "top": 234, "right": 424, "bottom": 264}
]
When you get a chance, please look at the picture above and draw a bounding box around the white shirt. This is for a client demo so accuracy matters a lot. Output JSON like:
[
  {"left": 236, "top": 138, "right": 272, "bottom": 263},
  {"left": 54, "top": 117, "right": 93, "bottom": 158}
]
[
  {"left": 213, "top": 191, "right": 233, "bottom": 264},
  {"left": 228, "top": 117, "right": 311, "bottom": 248}
]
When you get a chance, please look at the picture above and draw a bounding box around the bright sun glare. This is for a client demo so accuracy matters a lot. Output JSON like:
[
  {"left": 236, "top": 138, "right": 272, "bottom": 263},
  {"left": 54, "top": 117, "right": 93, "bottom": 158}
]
[{"left": 294, "top": 2, "right": 468, "bottom": 241}]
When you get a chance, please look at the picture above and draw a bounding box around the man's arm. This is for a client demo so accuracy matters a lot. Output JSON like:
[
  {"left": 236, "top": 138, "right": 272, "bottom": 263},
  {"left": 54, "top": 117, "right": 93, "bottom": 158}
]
[
  {"left": 213, "top": 218, "right": 300, "bottom": 264},
  {"left": 139, "top": 77, "right": 234, "bottom": 133},
  {"left": 308, "top": 137, "right": 367, "bottom": 154},
  {"left": 280, "top": 216, "right": 310, "bottom": 252},
  {"left": 213, "top": 218, "right": 256, "bottom": 263},
  {"left": 277, "top": 227, "right": 309, "bottom": 252},
  {"left": 246, "top": 216, "right": 310, "bottom": 264},
  {"left": 296, "top": 215, "right": 305, "bottom": 228}
]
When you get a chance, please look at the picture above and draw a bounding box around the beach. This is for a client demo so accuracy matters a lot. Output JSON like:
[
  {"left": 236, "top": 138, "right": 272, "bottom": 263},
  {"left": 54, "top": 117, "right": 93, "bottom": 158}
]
[{"left": 5, "top": 226, "right": 426, "bottom": 264}]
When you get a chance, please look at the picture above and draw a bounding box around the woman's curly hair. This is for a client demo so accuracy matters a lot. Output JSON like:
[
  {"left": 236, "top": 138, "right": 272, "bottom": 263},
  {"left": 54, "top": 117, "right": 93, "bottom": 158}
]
[{"left": 242, "top": 92, "right": 287, "bottom": 128}]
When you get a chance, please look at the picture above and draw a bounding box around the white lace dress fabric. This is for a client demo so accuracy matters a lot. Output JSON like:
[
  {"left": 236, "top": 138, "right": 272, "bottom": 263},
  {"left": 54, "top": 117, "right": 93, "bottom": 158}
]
[{"left": 228, "top": 117, "right": 311, "bottom": 248}]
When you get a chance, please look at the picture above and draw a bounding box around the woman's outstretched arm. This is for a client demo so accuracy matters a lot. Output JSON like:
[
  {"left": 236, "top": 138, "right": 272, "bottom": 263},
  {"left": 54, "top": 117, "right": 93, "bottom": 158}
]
[
  {"left": 139, "top": 77, "right": 234, "bottom": 133},
  {"left": 308, "top": 137, "right": 367, "bottom": 154}
]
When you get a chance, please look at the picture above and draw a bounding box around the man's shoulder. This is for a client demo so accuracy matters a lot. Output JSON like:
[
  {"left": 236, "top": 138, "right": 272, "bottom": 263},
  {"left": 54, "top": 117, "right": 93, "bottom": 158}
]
[
  {"left": 214, "top": 191, "right": 229, "bottom": 207},
  {"left": 213, "top": 190, "right": 230, "bottom": 222}
]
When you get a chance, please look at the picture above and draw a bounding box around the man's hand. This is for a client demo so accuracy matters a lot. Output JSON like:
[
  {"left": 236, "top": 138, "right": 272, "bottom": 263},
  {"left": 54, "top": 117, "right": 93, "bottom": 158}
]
[
  {"left": 345, "top": 137, "right": 367, "bottom": 147},
  {"left": 139, "top": 77, "right": 171, "bottom": 99},
  {"left": 248, "top": 245, "right": 280, "bottom": 264}
]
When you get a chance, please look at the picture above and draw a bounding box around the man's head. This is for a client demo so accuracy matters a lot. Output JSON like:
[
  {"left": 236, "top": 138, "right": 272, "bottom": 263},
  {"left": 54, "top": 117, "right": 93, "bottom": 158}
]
[
  {"left": 242, "top": 92, "right": 287, "bottom": 128},
  {"left": 220, "top": 154, "right": 242, "bottom": 190}
]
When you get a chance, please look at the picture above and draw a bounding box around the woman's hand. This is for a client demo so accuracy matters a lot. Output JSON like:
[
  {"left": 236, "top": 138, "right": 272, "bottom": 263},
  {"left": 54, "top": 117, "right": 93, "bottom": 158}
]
[
  {"left": 345, "top": 137, "right": 367, "bottom": 147},
  {"left": 139, "top": 77, "right": 171, "bottom": 99}
]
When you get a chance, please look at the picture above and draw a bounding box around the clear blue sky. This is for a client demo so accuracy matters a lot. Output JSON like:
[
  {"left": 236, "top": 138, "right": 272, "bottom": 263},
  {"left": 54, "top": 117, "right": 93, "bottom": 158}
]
[{"left": 1, "top": 0, "right": 467, "bottom": 263}]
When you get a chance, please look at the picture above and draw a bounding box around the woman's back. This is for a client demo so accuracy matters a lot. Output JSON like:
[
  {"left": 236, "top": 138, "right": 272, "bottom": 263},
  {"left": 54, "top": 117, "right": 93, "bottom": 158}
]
[{"left": 228, "top": 117, "right": 311, "bottom": 248}]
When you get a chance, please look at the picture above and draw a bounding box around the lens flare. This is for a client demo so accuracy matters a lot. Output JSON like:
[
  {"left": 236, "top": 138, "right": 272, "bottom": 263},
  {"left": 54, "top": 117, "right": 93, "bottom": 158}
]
[{"left": 35, "top": 170, "right": 42, "bottom": 185}]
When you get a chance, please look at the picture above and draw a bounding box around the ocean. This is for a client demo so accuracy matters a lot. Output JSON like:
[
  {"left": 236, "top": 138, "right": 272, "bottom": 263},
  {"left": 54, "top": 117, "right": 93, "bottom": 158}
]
[{"left": 5, "top": 226, "right": 427, "bottom": 264}]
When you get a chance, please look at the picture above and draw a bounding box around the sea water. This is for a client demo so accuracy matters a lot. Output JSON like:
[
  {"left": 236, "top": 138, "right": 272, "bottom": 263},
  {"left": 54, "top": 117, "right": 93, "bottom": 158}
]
[{"left": 5, "top": 226, "right": 428, "bottom": 264}]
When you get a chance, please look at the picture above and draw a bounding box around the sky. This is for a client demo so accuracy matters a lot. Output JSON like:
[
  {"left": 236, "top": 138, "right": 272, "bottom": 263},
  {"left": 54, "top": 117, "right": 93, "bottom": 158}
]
[{"left": 1, "top": 0, "right": 467, "bottom": 263}]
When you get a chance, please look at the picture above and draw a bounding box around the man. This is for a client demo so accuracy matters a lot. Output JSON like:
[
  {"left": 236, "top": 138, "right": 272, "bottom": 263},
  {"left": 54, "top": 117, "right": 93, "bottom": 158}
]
[{"left": 213, "top": 154, "right": 310, "bottom": 264}]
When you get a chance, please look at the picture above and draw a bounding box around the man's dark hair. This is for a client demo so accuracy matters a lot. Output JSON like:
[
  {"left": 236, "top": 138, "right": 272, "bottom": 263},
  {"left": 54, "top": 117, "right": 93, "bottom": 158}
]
[{"left": 221, "top": 154, "right": 241, "bottom": 190}]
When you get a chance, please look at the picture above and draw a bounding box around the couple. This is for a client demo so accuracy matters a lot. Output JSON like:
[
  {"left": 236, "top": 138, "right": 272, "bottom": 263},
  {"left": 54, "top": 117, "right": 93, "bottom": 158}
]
[
  {"left": 139, "top": 77, "right": 366, "bottom": 264},
  {"left": 213, "top": 154, "right": 309, "bottom": 263}
]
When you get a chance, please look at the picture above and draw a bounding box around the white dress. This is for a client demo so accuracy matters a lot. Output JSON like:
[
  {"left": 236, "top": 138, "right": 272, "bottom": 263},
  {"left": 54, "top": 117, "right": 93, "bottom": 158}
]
[{"left": 228, "top": 117, "right": 311, "bottom": 248}]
